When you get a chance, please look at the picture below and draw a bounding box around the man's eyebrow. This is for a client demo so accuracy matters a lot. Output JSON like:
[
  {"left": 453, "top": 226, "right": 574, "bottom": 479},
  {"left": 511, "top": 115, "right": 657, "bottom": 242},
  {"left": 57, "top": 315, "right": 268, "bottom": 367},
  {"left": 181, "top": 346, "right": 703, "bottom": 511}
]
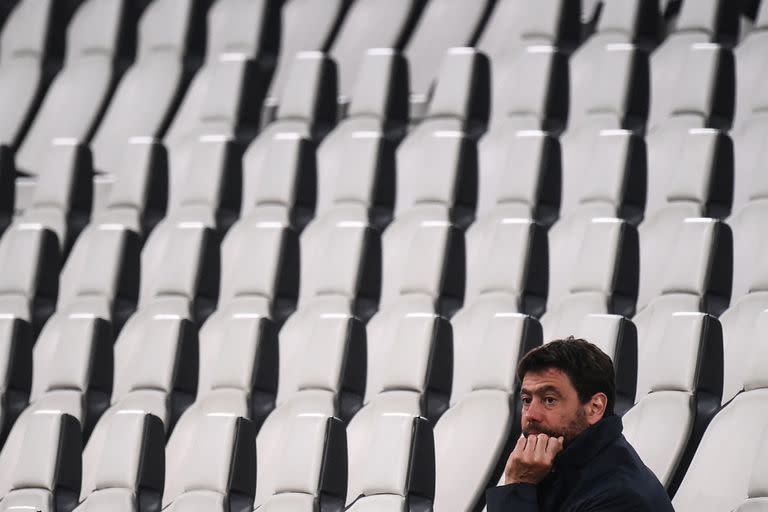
[{"left": 520, "top": 385, "right": 563, "bottom": 396}]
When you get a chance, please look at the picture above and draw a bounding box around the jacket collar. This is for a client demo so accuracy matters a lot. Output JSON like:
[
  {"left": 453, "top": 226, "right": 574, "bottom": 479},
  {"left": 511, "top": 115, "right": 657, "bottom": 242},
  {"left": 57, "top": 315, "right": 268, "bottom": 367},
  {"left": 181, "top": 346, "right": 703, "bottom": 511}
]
[{"left": 554, "top": 415, "right": 623, "bottom": 470}]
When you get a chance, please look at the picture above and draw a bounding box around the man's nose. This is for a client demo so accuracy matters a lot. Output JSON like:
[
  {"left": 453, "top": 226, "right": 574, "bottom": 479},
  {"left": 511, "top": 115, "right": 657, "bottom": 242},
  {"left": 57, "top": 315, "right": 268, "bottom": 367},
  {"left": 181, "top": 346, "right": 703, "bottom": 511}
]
[{"left": 523, "top": 399, "right": 544, "bottom": 422}]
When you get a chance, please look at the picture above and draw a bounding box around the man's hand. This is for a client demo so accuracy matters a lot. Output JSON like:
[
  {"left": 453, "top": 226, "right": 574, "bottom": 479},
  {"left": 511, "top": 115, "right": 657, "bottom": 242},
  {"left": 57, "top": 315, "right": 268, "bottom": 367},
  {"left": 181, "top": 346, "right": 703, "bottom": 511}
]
[{"left": 503, "top": 434, "right": 564, "bottom": 485}]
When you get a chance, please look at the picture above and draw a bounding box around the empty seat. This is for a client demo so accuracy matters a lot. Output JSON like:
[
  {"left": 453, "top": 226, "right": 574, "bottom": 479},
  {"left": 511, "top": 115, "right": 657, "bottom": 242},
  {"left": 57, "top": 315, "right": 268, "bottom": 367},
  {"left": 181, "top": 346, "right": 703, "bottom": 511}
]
[
  {"left": 14, "top": 0, "right": 134, "bottom": 212},
  {"left": 0, "top": 410, "right": 81, "bottom": 511},
  {"left": 263, "top": 0, "right": 349, "bottom": 121},
  {"left": 242, "top": 51, "right": 337, "bottom": 220},
  {"left": 477, "top": 129, "right": 561, "bottom": 225},
  {"left": 347, "top": 313, "right": 450, "bottom": 505},
  {"left": 56, "top": 222, "right": 140, "bottom": 332},
  {"left": 569, "top": 42, "right": 650, "bottom": 132},
  {"left": 623, "top": 312, "right": 722, "bottom": 493},
  {"left": 734, "top": 1, "right": 768, "bottom": 126},
  {"left": 139, "top": 220, "right": 220, "bottom": 324},
  {"left": 545, "top": 218, "right": 639, "bottom": 334},
  {"left": 296, "top": 212, "right": 381, "bottom": 323},
  {"left": 560, "top": 129, "right": 646, "bottom": 224},
  {"left": 0, "top": 0, "right": 70, "bottom": 149},
  {"left": 107, "top": 313, "right": 197, "bottom": 431},
  {"left": 75, "top": 411, "right": 164, "bottom": 512},
  {"left": 403, "top": 0, "right": 493, "bottom": 120},
  {"left": 476, "top": 0, "right": 580, "bottom": 62},
  {"left": 315, "top": 48, "right": 408, "bottom": 225},
  {"left": 328, "top": 0, "right": 421, "bottom": 114},
  {"left": 645, "top": 128, "right": 732, "bottom": 224},
  {"left": 0, "top": 223, "right": 59, "bottom": 336},
  {"left": 163, "top": 0, "right": 279, "bottom": 209},
  {"left": 732, "top": 114, "right": 768, "bottom": 215},
  {"left": 489, "top": 44, "right": 569, "bottom": 133},
  {"left": 163, "top": 414, "right": 256, "bottom": 511},
  {"left": 376, "top": 211, "right": 464, "bottom": 323},
  {"left": 649, "top": 0, "right": 738, "bottom": 130},
  {"left": 255, "top": 414, "right": 347, "bottom": 511},
  {"left": 633, "top": 217, "right": 732, "bottom": 399},
  {"left": 434, "top": 313, "right": 541, "bottom": 511},
  {"left": 672, "top": 311, "right": 768, "bottom": 512},
  {"left": 638, "top": 212, "right": 732, "bottom": 314},
  {"left": 347, "top": 413, "right": 435, "bottom": 511},
  {"left": 465, "top": 216, "right": 547, "bottom": 317},
  {"left": 720, "top": 200, "right": 768, "bottom": 404},
  {"left": 580, "top": 0, "right": 661, "bottom": 48},
  {"left": 255, "top": 312, "right": 364, "bottom": 509},
  {"left": 90, "top": 0, "right": 206, "bottom": 210},
  {"left": 0, "top": 318, "right": 32, "bottom": 446},
  {"left": 27, "top": 312, "right": 111, "bottom": 437},
  {"left": 733, "top": 433, "right": 768, "bottom": 512},
  {"left": 394, "top": 48, "right": 489, "bottom": 227}
]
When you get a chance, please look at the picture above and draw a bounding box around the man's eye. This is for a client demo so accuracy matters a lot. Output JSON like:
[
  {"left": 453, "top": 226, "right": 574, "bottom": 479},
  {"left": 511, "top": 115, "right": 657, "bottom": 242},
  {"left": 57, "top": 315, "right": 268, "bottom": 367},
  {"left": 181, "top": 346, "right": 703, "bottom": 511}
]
[
  {"left": 521, "top": 396, "right": 532, "bottom": 405},
  {"left": 544, "top": 397, "right": 557, "bottom": 405}
]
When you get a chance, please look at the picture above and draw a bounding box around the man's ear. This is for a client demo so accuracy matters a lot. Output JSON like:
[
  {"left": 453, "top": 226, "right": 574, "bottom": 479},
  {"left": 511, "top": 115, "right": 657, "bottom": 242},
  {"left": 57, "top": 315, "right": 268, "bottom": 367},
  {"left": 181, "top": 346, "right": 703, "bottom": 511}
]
[{"left": 585, "top": 393, "right": 608, "bottom": 425}]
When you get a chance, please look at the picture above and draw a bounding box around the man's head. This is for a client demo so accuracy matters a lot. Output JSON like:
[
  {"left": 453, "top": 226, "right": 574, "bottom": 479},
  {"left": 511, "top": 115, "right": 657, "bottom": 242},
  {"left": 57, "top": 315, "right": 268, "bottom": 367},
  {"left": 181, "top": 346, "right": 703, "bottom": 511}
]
[{"left": 517, "top": 337, "right": 615, "bottom": 445}]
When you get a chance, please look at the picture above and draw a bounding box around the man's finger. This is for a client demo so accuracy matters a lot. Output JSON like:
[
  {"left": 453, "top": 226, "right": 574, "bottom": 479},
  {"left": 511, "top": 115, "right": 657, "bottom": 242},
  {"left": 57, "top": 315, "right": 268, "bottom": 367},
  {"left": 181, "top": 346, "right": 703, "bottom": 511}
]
[
  {"left": 533, "top": 434, "right": 550, "bottom": 460},
  {"left": 545, "top": 436, "right": 565, "bottom": 460},
  {"left": 523, "top": 434, "right": 538, "bottom": 456}
]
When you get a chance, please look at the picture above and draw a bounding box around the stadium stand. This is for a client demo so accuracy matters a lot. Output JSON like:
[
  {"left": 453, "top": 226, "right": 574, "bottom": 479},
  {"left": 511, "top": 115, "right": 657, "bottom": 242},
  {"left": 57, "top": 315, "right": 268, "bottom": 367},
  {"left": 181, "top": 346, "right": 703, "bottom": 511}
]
[{"left": 1, "top": 0, "right": 768, "bottom": 511}]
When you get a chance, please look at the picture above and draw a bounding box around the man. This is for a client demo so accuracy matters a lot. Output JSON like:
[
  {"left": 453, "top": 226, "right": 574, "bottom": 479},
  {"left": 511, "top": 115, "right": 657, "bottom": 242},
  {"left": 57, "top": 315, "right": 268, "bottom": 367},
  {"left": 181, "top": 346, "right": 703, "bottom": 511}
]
[{"left": 486, "top": 337, "right": 674, "bottom": 511}]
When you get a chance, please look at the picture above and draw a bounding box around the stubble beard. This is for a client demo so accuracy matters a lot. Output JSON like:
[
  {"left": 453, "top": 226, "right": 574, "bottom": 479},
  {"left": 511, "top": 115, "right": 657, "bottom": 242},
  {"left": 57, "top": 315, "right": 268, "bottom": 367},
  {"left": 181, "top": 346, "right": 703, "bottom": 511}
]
[{"left": 522, "top": 407, "right": 590, "bottom": 446}]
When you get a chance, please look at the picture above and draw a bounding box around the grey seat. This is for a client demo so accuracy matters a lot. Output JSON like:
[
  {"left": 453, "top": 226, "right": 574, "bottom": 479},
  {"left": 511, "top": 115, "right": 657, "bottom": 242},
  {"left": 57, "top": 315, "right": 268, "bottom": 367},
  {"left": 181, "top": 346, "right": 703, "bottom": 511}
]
[
  {"left": 90, "top": 0, "right": 206, "bottom": 212},
  {"left": 242, "top": 51, "right": 337, "bottom": 221},
  {"left": 477, "top": 129, "right": 561, "bottom": 225},
  {"left": 633, "top": 217, "right": 732, "bottom": 399},
  {"left": 465, "top": 216, "right": 547, "bottom": 317},
  {"left": 315, "top": 48, "right": 408, "bottom": 226},
  {"left": 434, "top": 313, "right": 541, "bottom": 511},
  {"left": 139, "top": 220, "right": 220, "bottom": 324},
  {"left": 393, "top": 47, "right": 489, "bottom": 227},
  {"left": 0, "top": 223, "right": 59, "bottom": 336},
  {"left": 0, "top": 410, "right": 80, "bottom": 512},
  {"left": 672, "top": 311, "right": 768, "bottom": 512},
  {"left": 262, "top": 0, "right": 349, "bottom": 123},
  {"left": 347, "top": 413, "right": 435, "bottom": 511},
  {"left": 27, "top": 312, "right": 111, "bottom": 437},
  {"left": 623, "top": 312, "right": 722, "bottom": 493},
  {"left": 403, "top": 0, "right": 493, "bottom": 121},
  {"left": 648, "top": 0, "right": 737, "bottom": 131},
  {"left": 546, "top": 218, "right": 639, "bottom": 334},
  {"left": 254, "top": 414, "right": 347, "bottom": 512},
  {"left": 0, "top": 318, "right": 31, "bottom": 447},
  {"left": 163, "top": 0, "right": 279, "bottom": 211},
  {"left": 163, "top": 414, "right": 256, "bottom": 512},
  {"left": 56, "top": 222, "right": 140, "bottom": 332},
  {"left": 732, "top": 114, "right": 768, "bottom": 216},
  {"left": 734, "top": 1, "right": 768, "bottom": 128},
  {"left": 14, "top": 0, "right": 133, "bottom": 213},
  {"left": 0, "top": 0, "right": 64, "bottom": 149},
  {"left": 489, "top": 44, "right": 569, "bottom": 133},
  {"left": 733, "top": 433, "right": 768, "bottom": 512},
  {"left": 476, "top": 0, "right": 580, "bottom": 63},
  {"left": 645, "top": 127, "right": 732, "bottom": 225},
  {"left": 74, "top": 412, "right": 164, "bottom": 512},
  {"left": 328, "top": 0, "right": 421, "bottom": 115},
  {"left": 255, "top": 312, "right": 364, "bottom": 509},
  {"left": 720, "top": 200, "right": 768, "bottom": 405}
]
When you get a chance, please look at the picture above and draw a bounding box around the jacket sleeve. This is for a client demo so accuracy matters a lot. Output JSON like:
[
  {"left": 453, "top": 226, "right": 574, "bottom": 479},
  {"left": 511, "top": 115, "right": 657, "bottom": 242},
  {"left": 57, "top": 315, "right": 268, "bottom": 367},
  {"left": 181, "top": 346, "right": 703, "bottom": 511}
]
[
  {"left": 486, "top": 483, "right": 539, "bottom": 512},
  {"left": 574, "top": 489, "right": 667, "bottom": 512}
]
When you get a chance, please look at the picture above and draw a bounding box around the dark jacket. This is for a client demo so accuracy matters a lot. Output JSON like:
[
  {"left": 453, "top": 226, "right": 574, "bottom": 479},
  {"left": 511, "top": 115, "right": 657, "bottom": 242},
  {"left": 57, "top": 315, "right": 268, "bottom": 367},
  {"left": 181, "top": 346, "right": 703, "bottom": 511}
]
[{"left": 485, "top": 416, "right": 674, "bottom": 511}]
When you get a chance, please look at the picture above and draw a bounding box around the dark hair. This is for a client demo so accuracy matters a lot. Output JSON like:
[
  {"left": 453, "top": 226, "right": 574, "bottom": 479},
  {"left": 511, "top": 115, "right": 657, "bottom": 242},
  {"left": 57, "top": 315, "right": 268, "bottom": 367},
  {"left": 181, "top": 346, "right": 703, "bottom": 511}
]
[{"left": 517, "top": 337, "right": 616, "bottom": 416}]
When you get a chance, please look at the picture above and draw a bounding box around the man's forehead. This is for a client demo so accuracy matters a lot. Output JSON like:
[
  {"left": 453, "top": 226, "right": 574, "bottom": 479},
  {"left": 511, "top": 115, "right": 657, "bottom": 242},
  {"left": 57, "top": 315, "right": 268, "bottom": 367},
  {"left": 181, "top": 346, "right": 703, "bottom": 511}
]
[{"left": 521, "top": 367, "right": 575, "bottom": 391}]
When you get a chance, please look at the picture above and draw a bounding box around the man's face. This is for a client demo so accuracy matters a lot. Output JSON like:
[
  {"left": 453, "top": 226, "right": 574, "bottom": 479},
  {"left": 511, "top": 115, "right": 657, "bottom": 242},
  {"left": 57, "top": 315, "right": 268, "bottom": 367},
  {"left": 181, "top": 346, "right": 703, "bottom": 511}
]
[{"left": 519, "top": 367, "right": 592, "bottom": 445}]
